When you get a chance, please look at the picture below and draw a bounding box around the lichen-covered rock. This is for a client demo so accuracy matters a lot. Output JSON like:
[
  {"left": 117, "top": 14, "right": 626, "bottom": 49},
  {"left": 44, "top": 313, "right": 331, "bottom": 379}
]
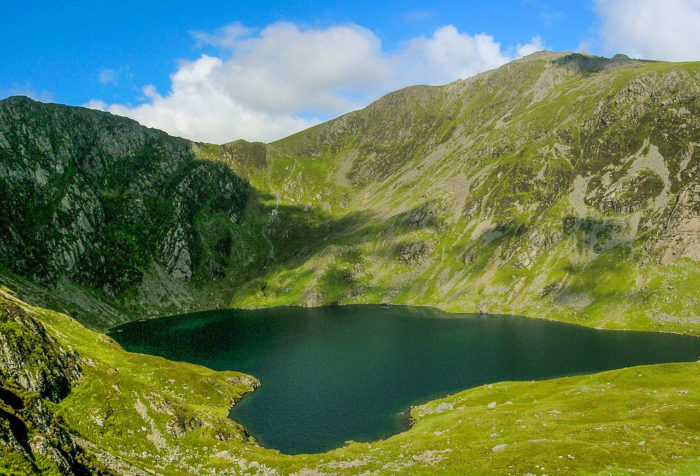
[
  {"left": 0, "top": 292, "right": 107, "bottom": 475},
  {"left": 513, "top": 228, "right": 563, "bottom": 269},
  {"left": 660, "top": 182, "right": 700, "bottom": 265},
  {"left": 0, "top": 96, "right": 248, "bottom": 295},
  {"left": 0, "top": 297, "right": 81, "bottom": 402},
  {"left": 399, "top": 241, "right": 435, "bottom": 265},
  {"left": 407, "top": 200, "right": 447, "bottom": 229},
  {"left": 160, "top": 222, "right": 194, "bottom": 280},
  {"left": 586, "top": 169, "right": 665, "bottom": 215},
  {"left": 0, "top": 385, "right": 107, "bottom": 475},
  {"left": 302, "top": 289, "right": 326, "bottom": 307},
  {"left": 166, "top": 414, "right": 202, "bottom": 438}
]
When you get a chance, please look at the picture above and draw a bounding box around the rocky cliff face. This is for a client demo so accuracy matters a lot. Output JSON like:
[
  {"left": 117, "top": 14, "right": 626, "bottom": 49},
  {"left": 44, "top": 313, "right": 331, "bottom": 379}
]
[
  {"left": 659, "top": 182, "right": 700, "bottom": 265},
  {"left": 0, "top": 297, "right": 81, "bottom": 401},
  {"left": 216, "top": 52, "right": 700, "bottom": 333},
  {"left": 0, "top": 52, "right": 699, "bottom": 334},
  {"left": 0, "top": 291, "right": 107, "bottom": 474},
  {"left": 0, "top": 97, "right": 248, "bottom": 325},
  {"left": 0, "top": 289, "right": 258, "bottom": 475}
]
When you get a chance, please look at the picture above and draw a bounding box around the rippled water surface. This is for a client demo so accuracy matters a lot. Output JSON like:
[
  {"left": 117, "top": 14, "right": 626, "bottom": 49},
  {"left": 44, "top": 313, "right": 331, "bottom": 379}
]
[{"left": 110, "top": 305, "right": 700, "bottom": 454}]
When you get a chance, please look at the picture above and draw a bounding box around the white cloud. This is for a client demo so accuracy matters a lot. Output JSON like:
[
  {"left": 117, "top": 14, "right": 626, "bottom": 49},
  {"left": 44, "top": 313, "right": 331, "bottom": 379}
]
[
  {"left": 88, "top": 23, "right": 545, "bottom": 143},
  {"left": 395, "top": 26, "right": 511, "bottom": 86},
  {"left": 210, "top": 23, "right": 389, "bottom": 115},
  {"left": 517, "top": 36, "right": 545, "bottom": 57},
  {"left": 594, "top": 0, "right": 700, "bottom": 61},
  {"left": 99, "top": 68, "right": 118, "bottom": 85},
  {"left": 103, "top": 55, "right": 317, "bottom": 144},
  {"left": 83, "top": 99, "right": 108, "bottom": 110}
]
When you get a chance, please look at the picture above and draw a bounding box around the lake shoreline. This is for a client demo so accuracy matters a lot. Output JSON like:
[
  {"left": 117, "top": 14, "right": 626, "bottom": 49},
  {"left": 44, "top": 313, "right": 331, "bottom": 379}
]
[{"left": 110, "top": 305, "right": 700, "bottom": 454}]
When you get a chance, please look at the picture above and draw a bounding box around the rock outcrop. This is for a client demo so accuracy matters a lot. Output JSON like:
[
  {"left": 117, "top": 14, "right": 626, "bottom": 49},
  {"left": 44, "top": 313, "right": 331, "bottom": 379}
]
[
  {"left": 660, "top": 182, "right": 700, "bottom": 265},
  {"left": 1, "top": 52, "right": 699, "bottom": 331},
  {"left": 399, "top": 240, "right": 435, "bottom": 265},
  {"left": 0, "top": 292, "right": 105, "bottom": 474},
  {"left": 0, "top": 96, "right": 248, "bottom": 305},
  {"left": 0, "top": 297, "right": 81, "bottom": 401}
]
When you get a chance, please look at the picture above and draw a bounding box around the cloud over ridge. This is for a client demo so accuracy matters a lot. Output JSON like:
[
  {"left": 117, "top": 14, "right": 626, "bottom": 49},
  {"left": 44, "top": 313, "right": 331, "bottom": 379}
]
[
  {"left": 88, "top": 22, "right": 542, "bottom": 143},
  {"left": 594, "top": 0, "right": 700, "bottom": 61}
]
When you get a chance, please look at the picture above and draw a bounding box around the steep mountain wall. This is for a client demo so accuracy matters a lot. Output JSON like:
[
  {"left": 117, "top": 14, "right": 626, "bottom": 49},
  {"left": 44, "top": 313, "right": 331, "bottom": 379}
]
[
  {"left": 0, "top": 97, "right": 248, "bottom": 327},
  {"left": 217, "top": 52, "right": 700, "bottom": 334},
  {"left": 0, "top": 52, "right": 699, "bottom": 334},
  {"left": 0, "top": 291, "right": 106, "bottom": 474}
]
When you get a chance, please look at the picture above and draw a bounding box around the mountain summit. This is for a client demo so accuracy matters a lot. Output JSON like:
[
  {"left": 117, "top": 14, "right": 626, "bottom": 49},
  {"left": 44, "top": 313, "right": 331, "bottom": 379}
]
[
  {"left": 1, "top": 52, "right": 699, "bottom": 333},
  {"left": 1, "top": 51, "right": 700, "bottom": 474}
]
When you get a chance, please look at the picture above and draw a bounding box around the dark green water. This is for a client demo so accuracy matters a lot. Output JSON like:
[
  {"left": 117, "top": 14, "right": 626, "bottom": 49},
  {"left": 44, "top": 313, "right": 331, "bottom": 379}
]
[{"left": 109, "top": 305, "right": 700, "bottom": 455}]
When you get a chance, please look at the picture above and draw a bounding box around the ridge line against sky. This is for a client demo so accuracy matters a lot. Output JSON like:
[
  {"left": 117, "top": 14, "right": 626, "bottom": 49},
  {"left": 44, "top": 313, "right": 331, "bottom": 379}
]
[
  {"left": 86, "top": 24, "right": 544, "bottom": 143},
  {"left": 2, "top": 0, "right": 700, "bottom": 143}
]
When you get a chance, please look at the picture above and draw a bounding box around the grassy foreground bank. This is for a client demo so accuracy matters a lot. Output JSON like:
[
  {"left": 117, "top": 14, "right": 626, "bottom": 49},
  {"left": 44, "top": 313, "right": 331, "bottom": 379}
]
[{"left": 1, "top": 289, "right": 698, "bottom": 475}]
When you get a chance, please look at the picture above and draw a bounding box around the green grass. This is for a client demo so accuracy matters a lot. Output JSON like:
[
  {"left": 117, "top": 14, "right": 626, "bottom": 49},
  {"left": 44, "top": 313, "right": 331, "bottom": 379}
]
[
  {"left": 5, "top": 55, "right": 700, "bottom": 340},
  {"left": 3, "top": 54, "right": 700, "bottom": 474},
  {"left": 0, "top": 449, "right": 63, "bottom": 476},
  {"left": 2, "top": 290, "right": 697, "bottom": 474}
]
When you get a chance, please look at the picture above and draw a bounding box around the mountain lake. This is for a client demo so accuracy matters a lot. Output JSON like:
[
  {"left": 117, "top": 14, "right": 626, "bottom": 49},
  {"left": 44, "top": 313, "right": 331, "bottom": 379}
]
[{"left": 109, "top": 305, "right": 700, "bottom": 454}]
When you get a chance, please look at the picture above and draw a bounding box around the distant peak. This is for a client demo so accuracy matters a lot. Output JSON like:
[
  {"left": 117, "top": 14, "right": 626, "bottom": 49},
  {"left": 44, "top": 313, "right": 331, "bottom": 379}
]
[
  {"left": 552, "top": 52, "right": 640, "bottom": 73},
  {"left": 515, "top": 51, "right": 640, "bottom": 71},
  {"left": 518, "top": 50, "right": 571, "bottom": 62},
  {"left": 0, "top": 95, "right": 39, "bottom": 106},
  {"left": 611, "top": 53, "right": 632, "bottom": 61}
]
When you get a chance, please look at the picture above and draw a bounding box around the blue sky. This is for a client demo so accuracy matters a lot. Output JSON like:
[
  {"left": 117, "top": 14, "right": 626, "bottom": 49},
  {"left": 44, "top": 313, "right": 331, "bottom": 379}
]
[{"left": 2, "top": 1, "right": 699, "bottom": 142}]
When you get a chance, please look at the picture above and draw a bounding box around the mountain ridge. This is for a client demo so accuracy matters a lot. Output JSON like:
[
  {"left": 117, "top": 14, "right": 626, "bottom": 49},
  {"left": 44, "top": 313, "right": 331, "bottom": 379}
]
[
  {"left": 0, "top": 51, "right": 699, "bottom": 335},
  {"left": 1, "top": 51, "right": 700, "bottom": 475}
]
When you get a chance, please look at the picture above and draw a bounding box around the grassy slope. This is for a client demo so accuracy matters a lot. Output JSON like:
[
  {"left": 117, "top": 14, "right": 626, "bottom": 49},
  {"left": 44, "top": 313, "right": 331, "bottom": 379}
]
[
  {"left": 2, "top": 290, "right": 699, "bottom": 475},
  {"left": 4, "top": 54, "right": 697, "bottom": 339},
  {"left": 182, "top": 55, "right": 700, "bottom": 337},
  {"left": 2, "top": 54, "right": 699, "bottom": 474}
]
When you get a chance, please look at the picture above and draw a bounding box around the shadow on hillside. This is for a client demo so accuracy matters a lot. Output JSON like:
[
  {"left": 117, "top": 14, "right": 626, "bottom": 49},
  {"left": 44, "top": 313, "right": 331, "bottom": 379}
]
[
  {"left": 226, "top": 184, "right": 450, "bottom": 298},
  {"left": 553, "top": 53, "right": 638, "bottom": 74}
]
